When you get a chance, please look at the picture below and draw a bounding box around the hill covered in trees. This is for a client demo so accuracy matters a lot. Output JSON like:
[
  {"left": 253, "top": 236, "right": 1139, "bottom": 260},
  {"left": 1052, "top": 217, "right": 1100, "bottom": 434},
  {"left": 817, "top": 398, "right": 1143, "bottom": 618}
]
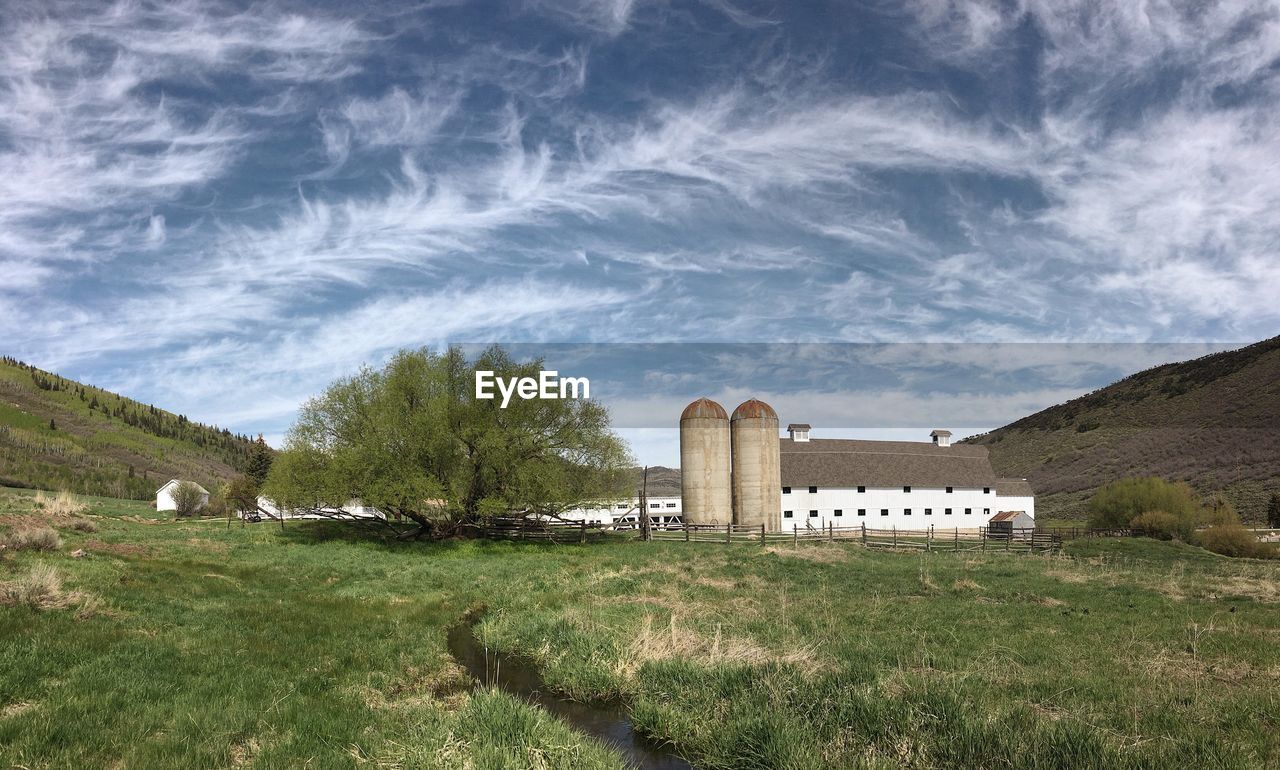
[
  {"left": 965, "top": 336, "right": 1280, "bottom": 521},
  {"left": 0, "top": 357, "right": 264, "bottom": 499}
]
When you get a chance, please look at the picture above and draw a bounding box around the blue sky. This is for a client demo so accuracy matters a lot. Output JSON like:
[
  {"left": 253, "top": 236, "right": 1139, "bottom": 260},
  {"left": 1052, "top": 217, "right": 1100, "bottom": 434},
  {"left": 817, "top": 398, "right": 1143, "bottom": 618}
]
[{"left": 2, "top": 0, "right": 1277, "bottom": 465}]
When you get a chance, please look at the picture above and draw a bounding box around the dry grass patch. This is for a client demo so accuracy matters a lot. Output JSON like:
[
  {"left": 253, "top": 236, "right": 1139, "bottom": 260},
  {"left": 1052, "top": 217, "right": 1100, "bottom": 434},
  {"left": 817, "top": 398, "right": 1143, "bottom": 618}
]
[
  {"left": 1, "top": 701, "right": 36, "bottom": 719},
  {"left": 952, "top": 578, "right": 982, "bottom": 591},
  {"left": 0, "top": 563, "right": 103, "bottom": 617},
  {"left": 764, "top": 544, "right": 852, "bottom": 564},
  {"left": 34, "top": 490, "right": 88, "bottom": 517},
  {"left": 1209, "top": 572, "right": 1280, "bottom": 603},
  {"left": 614, "top": 613, "right": 824, "bottom": 678},
  {"left": 83, "top": 539, "right": 149, "bottom": 557},
  {"left": 354, "top": 659, "right": 470, "bottom": 712}
]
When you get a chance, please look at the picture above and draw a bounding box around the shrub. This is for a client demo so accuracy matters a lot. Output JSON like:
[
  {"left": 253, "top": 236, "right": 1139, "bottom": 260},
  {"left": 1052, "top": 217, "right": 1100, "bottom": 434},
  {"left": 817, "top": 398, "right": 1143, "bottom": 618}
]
[
  {"left": 4, "top": 526, "right": 61, "bottom": 551},
  {"left": 1196, "top": 524, "right": 1278, "bottom": 560},
  {"left": 170, "top": 481, "right": 206, "bottom": 518},
  {"left": 68, "top": 517, "right": 98, "bottom": 533},
  {"left": 1200, "top": 494, "right": 1240, "bottom": 527},
  {"left": 1088, "top": 477, "right": 1201, "bottom": 530},
  {"left": 1129, "top": 510, "right": 1188, "bottom": 541}
]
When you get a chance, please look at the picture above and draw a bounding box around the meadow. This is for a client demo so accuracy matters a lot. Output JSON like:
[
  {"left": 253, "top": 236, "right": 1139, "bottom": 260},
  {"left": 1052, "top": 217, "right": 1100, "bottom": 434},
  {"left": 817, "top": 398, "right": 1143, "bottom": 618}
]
[{"left": 2, "top": 488, "right": 1278, "bottom": 769}]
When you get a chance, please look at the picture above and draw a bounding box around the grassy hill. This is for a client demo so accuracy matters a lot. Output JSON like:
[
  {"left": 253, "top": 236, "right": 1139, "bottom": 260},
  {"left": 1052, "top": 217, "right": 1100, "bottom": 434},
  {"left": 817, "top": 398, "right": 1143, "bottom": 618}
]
[
  {"left": 0, "top": 357, "right": 258, "bottom": 500},
  {"left": 965, "top": 336, "right": 1280, "bottom": 522}
]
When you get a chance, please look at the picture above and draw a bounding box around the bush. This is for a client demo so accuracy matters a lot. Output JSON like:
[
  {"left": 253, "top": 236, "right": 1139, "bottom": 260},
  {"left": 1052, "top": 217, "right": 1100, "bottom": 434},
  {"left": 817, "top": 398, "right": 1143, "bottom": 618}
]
[
  {"left": 170, "top": 481, "right": 206, "bottom": 518},
  {"left": 4, "top": 526, "right": 61, "bottom": 551},
  {"left": 1088, "top": 478, "right": 1201, "bottom": 530},
  {"left": 68, "top": 517, "right": 98, "bottom": 533},
  {"left": 1195, "top": 524, "right": 1278, "bottom": 560},
  {"left": 1129, "top": 510, "right": 1189, "bottom": 541}
]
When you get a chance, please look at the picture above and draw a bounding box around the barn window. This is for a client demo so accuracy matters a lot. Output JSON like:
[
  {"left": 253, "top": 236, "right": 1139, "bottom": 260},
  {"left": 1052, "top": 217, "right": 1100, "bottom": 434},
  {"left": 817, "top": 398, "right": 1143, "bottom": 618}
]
[
  {"left": 858, "top": 509, "right": 866, "bottom": 516},
  {"left": 783, "top": 510, "right": 793, "bottom": 518},
  {"left": 983, "top": 508, "right": 990, "bottom": 515},
  {"left": 983, "top": 487, "right": 990, "bottom": 494},
  {"left": 650, "top": 503, "right": 660, "bottom": 509},
  {"left": 946, "top": 486, "right": 953, "bottom": 493},
  {"left": 666, "top": 502, "right": 677, "bottom": 508},
  {"left": 834, "top": 509, "right": 843, "bottom": 517},
  {"left": 965, "top": 508, "right": 972, "bottom": 515},
  {"left": 617, "top": 504, "right": 627, "bottom": 509},
  {"left": 857, "top": 486, "right": 865, "bottom": 493},
  {"left": 924, "top": 508, "right": 932, "bottom": 515},
  {"left": 903, "top": 485, "right": 911, "bottom": 493},
  {"left": 904, "top": 508, "right": 912, "bottom": 516},
  {"left": 809, "top": 510, "right": 818, "bottom": 518},
  {"left": 880, "top": 509, "right": 889, "bottom": 516},
  {"left": 809, "top": 486, "right": 818, "bottom": 493},
  {"left": 945, "top": 508, "right": 952, "bottom": 515},
  {"left": 782, "top": 486, "right": 791, "bottom": 494}
]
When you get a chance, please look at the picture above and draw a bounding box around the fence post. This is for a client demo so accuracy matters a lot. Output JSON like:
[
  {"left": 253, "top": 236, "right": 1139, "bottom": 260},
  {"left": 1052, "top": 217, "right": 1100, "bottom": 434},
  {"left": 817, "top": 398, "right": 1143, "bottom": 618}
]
[
  {"left": 926, "top": 525, "right": 932, "bottom": 552},
  {"left": 954, "top": 527, "right": 959, "bottom": 551},
  {"left": 793, "top": 526, "right": 798, "bottom": 546},
  {"left": 1005, "top": 531, "right": 1010, "bottom": 551},
  {"left": 861, "top": 522, "right": 867, "bottom": 546},
  {"left": 580, "top": 519, "right": 587, "bottom": 544},
  {"left": 982, "top": 527, "right": 987, "bottom": 552},
  {"left": 725, "top": 523, "right": 731, "bottom": 545},
  {"left": 761, "top": 523, "right": 766, "bottom": 546},
  {"left": 685, "top": 523, "right": 690, "bottom": 543},
  {"left": 828, "top": 521, "right": 833, "bottom": 543},
  {"left": 893, "top": 526, "right": 897, "bottom": 548}
]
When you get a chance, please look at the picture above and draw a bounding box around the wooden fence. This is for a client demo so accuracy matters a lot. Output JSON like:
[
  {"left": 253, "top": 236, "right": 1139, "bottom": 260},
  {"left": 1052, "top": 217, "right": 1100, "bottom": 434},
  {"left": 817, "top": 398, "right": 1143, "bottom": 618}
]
[{"left": 479, "top": 519, "right": 1062, "bottom": 553}]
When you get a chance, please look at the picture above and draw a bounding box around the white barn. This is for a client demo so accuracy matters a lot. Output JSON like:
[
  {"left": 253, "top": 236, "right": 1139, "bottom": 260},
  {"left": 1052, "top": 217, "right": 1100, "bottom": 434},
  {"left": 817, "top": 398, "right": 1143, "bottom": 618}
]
[
  {"left": 251, "top": 496, "right": 386, "bottom": 521},
  {"left": 156, "top": 479, "right": 209, "bottom": 512},
  {"left": 776, "top": 426, "right": 1034, "bottom": 532},
  {"left": 557, "top": 495, "right": 684, "bottom": 528}
]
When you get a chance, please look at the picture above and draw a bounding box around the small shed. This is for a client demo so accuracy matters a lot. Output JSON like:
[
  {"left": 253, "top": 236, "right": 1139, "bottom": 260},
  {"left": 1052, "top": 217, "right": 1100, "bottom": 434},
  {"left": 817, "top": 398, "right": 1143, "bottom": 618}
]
[
  {"left": 988, "top": 510, "right": 1034, "bottom": 536},
  {"left": 156, "top": 479, "right": 209, "bottom": 512}
]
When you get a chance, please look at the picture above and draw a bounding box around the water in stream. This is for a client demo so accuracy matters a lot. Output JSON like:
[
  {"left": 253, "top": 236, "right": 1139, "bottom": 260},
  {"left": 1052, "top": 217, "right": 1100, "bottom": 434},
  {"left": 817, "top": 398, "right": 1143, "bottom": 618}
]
[{"left": 446, "top": 615, "right": 693, "bottom": 770}]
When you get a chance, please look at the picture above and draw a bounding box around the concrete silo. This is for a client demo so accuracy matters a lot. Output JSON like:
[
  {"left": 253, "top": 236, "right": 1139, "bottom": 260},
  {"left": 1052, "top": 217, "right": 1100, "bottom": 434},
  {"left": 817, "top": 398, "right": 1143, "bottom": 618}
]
[
  {"left": 679, "top": 398, "right": 732, "bottom": 524},
  {"left": 731, "top": 399, "right": 782, "bottom": 531}
]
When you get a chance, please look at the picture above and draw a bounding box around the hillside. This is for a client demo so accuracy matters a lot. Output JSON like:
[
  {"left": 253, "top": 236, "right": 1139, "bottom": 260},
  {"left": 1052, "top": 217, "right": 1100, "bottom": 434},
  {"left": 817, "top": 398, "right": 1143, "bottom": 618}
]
[
  {"left": 965, "top": 336, "right": 1280, "bottom": 521},
  {"left": 0, "top": 357, "right": 259, "bottom": 499}
]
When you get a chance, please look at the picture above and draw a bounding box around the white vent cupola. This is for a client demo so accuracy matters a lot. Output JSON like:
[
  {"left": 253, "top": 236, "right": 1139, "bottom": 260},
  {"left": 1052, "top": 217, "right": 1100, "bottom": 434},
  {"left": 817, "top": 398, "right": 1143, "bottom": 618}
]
[
  {"left": 930, "top": 429, "right": 952, "bottom": 448},
  {"left": 787, "top": 423, "right": 811, "bottom": 442}
]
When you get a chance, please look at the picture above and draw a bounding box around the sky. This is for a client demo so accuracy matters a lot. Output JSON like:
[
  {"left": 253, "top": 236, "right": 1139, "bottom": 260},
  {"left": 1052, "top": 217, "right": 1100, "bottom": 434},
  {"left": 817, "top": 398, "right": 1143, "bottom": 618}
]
[{"left": 2, "top": 0, "right": 1278, "bottom": 466}]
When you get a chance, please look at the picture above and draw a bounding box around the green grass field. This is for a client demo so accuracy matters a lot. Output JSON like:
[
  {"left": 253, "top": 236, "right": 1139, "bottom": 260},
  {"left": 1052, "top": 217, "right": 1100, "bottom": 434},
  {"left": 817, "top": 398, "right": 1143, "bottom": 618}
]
[{"left": 2, "top": 488, "right": 1278, "bottom": 768}]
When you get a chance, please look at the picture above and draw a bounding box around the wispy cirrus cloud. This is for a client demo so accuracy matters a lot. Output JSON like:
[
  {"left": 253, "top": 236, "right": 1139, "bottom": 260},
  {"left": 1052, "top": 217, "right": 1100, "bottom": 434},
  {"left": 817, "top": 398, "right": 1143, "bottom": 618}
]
[{"left": 3, "top": 0, "right": 1277, "bottom": 460}]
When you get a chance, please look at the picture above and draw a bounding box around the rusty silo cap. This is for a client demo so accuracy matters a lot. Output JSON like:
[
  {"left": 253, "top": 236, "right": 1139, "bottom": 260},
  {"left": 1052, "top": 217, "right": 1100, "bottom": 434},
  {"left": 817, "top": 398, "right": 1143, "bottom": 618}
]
[
  {"left": 731, "top": 398, "right": 778, "bottom": 421},
  {"left": 680, "top": 397, "right": 729, "bottom": 421}
]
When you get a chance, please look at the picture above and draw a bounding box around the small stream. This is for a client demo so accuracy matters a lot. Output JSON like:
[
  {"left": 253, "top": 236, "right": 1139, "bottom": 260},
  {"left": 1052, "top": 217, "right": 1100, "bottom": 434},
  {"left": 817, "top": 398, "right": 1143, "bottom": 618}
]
[{"left": 446, "top": 613, "right": 693, "bottom": 770}]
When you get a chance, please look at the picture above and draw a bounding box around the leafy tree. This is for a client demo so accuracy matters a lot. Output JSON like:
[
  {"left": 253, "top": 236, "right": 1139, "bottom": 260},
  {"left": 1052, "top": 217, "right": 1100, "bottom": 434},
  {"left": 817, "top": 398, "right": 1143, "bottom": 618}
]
[
  {"left": 1087, "top": 477, "right": 1201, "bottom": 532},
  {"left": 1268, "top": 493, "right": 1280, "bottom": 529},
  {"left": 170, "top": 481, "right": 206, "bottom": 518},
  {"left": 226, "top": 475, "right": 260, "bottom": 518},
  {"left": 246, "top": 434, "right": 273, "bottom": 486},
  {"left": 262, "top": 346, "right": 633, "bottom": 538}
]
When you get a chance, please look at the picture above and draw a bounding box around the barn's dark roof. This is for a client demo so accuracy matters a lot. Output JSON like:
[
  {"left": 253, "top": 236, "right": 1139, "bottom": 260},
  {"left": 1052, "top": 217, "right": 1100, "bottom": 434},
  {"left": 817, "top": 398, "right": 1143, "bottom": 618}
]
[
  {"left": 779, "top": 438, "right": 997, "bottom": 488},
  {"left": 995, "top": 478, "right": 1034, "bottom": 497}
]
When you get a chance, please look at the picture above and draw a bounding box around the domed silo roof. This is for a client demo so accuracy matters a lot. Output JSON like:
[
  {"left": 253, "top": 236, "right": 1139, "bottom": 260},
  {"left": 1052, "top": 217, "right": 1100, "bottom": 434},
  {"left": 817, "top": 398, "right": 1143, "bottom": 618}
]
[
  {"left": 731, "top": 398, "right": 777, "bottom": 421},
  {"left": 681, "top": 397, "right": 729, "bottom": 421}
]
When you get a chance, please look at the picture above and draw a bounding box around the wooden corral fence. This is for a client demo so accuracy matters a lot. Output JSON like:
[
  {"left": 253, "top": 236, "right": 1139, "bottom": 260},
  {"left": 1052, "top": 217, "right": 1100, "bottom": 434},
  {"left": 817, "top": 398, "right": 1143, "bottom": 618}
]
[
  {"left": 482, "top": 519, "right": 1062, "bottom": 553},
  {"left": 474, "top": 517, "right": 613, "bottom": 544}
]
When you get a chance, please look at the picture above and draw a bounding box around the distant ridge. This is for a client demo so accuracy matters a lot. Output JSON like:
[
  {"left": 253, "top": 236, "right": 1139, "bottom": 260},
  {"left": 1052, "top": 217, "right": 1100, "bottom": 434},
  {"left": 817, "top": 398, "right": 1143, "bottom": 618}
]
[
  {"left": 964, "top": 336, "right": 1280, "bottom": 521},
  {"left": 0, "top": 356, "right": 259, "bottom": 499}
]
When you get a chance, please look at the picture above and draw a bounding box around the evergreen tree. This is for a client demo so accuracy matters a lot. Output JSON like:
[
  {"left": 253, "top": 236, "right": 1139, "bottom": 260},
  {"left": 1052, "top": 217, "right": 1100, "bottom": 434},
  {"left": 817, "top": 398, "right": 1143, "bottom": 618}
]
[
  {"left": 48, "top": 418, "right": 56, "bottom": 431},
  {"left": 1268, "top": 493, "right": 1280, "bottom": 529},
  {"left": 246, "top": 434, "right": 273, "bottom": 486}
]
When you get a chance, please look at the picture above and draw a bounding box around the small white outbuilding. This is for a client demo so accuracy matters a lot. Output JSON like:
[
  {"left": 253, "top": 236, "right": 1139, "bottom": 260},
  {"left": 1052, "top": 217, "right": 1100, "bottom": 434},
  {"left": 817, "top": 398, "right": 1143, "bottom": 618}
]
[{"left": 156, "top": 479, "right": 209, "bottom": 512}]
